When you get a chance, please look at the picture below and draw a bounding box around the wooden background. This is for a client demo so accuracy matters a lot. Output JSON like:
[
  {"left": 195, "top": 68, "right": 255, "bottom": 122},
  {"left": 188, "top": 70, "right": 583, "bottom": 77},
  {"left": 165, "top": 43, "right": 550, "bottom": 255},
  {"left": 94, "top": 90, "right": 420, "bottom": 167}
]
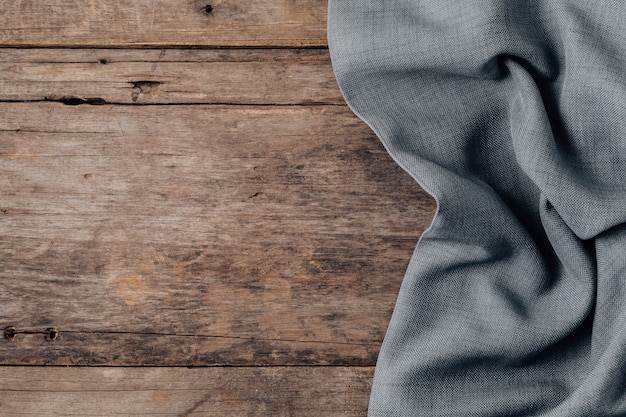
[{"left": 0, "top": 1, "right": 434, "bottom": 415}]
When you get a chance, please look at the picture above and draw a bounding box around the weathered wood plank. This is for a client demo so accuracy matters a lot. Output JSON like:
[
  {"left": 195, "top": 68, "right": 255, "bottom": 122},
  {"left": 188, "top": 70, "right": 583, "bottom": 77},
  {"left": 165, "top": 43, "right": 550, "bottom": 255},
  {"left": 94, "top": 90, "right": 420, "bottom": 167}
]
[
  {"left": 0, "top": 103, "right": 435, "bottom": 365},
  {"left": 0, "top": 0, "right": 327, "bottom": 48},
  {"left": 0, "top": 331, "right": 377, "bottom": 366},
  {"left": 0, "top": 49, "right": 342, "bottom": 105},
  {"left": 0, "top": 366, "right": 373, "bottom": 416}
]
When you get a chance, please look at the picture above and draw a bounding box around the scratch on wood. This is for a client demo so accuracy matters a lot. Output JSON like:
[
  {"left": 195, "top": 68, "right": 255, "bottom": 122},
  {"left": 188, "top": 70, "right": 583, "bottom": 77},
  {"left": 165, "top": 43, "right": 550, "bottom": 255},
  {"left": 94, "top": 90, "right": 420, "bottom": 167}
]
[
  {"left": 149, "top": 0, "right": 157, "bottom": 33},
  {"left": 180, "top": 391, "right": 212, "bottom": 417}
]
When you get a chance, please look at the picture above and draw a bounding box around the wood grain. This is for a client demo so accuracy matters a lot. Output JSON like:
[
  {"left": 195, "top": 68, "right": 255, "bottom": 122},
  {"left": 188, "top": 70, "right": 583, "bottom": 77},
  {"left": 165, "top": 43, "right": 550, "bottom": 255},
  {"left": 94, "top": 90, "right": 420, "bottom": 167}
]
[
  {"left": 0, "top": 2, "right": 436, "bottom": 414},
  {"left": 0, "top": 49, "right": 342, "bottom": 105},
  {"left": 0, "top": 366, "right": 373, "bottom": 416},
  {"left": 0, "top": 103, "right": 435, "bottom": 365},
  {"left": 0, "top": 0, "right": 327, "bottom": 48}
]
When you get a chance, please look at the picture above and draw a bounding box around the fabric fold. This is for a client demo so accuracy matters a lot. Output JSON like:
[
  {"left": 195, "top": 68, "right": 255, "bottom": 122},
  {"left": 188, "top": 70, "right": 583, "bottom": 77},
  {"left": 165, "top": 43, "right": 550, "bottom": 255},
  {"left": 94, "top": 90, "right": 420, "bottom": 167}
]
[{"left": 328, "top": 1, "right": 626, "bottom": 415}]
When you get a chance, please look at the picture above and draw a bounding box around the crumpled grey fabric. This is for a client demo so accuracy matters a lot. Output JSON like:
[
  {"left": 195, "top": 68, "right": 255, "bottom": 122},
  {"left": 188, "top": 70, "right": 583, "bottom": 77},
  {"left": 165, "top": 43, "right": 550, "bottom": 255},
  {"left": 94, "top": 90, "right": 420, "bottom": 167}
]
[{"left": 327, "top": 1, "right": 626, "bottom": 416}]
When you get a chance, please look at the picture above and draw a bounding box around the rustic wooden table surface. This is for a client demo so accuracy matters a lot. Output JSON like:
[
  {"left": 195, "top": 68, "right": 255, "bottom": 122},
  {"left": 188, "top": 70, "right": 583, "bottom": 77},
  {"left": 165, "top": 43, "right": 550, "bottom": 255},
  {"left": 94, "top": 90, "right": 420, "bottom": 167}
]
[{"left": 0, "top": 1, "right": 434, "bottom": 415}]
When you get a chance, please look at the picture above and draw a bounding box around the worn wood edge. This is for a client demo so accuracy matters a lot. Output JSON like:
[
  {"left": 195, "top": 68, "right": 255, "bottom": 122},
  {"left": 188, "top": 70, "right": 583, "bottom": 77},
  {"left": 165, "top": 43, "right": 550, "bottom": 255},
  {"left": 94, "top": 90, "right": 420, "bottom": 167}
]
[
  {"left": 0, "top": 0, "right": 328, "bottom": 48},
  {"left": 0, "top": 48, "right": 343, "bottom": 105},
  {"left": 0, "top": 366, "right": 373, "bottom": 416}
]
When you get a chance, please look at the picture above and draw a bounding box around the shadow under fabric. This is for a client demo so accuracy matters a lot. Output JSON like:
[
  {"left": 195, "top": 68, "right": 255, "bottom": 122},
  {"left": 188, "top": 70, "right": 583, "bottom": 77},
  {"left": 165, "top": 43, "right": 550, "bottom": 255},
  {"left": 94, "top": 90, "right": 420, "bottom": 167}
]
[{"left": 327, "top": 1, "right": 626, "bottom": 416}]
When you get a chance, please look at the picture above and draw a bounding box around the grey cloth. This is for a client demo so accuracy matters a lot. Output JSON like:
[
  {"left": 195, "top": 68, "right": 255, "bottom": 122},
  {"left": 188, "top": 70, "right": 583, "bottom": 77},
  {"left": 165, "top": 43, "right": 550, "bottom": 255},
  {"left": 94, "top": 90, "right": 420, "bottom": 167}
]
[{"left": 327, "top": 1, "right": 626, "bottom": 416}]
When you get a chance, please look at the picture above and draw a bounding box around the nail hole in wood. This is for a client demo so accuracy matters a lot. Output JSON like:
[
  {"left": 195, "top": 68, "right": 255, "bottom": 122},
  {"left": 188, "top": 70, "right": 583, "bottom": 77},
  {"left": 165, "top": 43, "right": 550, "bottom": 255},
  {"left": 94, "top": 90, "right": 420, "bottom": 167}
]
[
  {"left": 4, "top": 326, "right": 17, "bottom": 341},
  {"left": 203, "top": 4, "right": 213, "bottom": 13},
  {"left": 99, "top": 58, "right": 107, "bottom": 64},
  {"left": 45, "top": 328, "right": 59, "bottom": 341}
]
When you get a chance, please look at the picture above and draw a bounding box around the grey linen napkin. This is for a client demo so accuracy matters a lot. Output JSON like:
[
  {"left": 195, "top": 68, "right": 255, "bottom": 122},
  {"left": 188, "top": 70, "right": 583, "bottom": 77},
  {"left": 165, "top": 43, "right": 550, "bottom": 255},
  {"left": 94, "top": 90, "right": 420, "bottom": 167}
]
[{"left": 328, "top": 1, "right": 626, "bottom": 416}]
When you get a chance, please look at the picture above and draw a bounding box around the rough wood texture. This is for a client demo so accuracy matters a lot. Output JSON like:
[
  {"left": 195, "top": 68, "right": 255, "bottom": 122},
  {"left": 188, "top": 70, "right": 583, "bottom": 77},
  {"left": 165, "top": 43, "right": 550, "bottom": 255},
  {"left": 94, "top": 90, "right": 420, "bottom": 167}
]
[
  {"left": 0, "top": 103, "right": 434, "bottom": 365},
  {"left": 0, "top": 366, "right": 373, "bottom": 416},
  {"left": 1, "top": 2, "right": 436, "bottom": 412},
  {"left": 0, "top": 49, "right": 342, "bottom": 105},
  {"left": 0, "top": 0, "right": 328, "bottom": 48}
]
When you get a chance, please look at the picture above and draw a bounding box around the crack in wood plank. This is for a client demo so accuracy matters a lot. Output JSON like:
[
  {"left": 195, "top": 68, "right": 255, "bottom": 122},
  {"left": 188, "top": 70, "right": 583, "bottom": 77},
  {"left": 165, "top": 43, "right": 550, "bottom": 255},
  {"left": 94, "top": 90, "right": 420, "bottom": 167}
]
[
  {"left": 0, "top": 99, "right": 342, "bottom": 106},
  {"left": 58, "top": 330, "right": 379, "bottom": 347}
]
